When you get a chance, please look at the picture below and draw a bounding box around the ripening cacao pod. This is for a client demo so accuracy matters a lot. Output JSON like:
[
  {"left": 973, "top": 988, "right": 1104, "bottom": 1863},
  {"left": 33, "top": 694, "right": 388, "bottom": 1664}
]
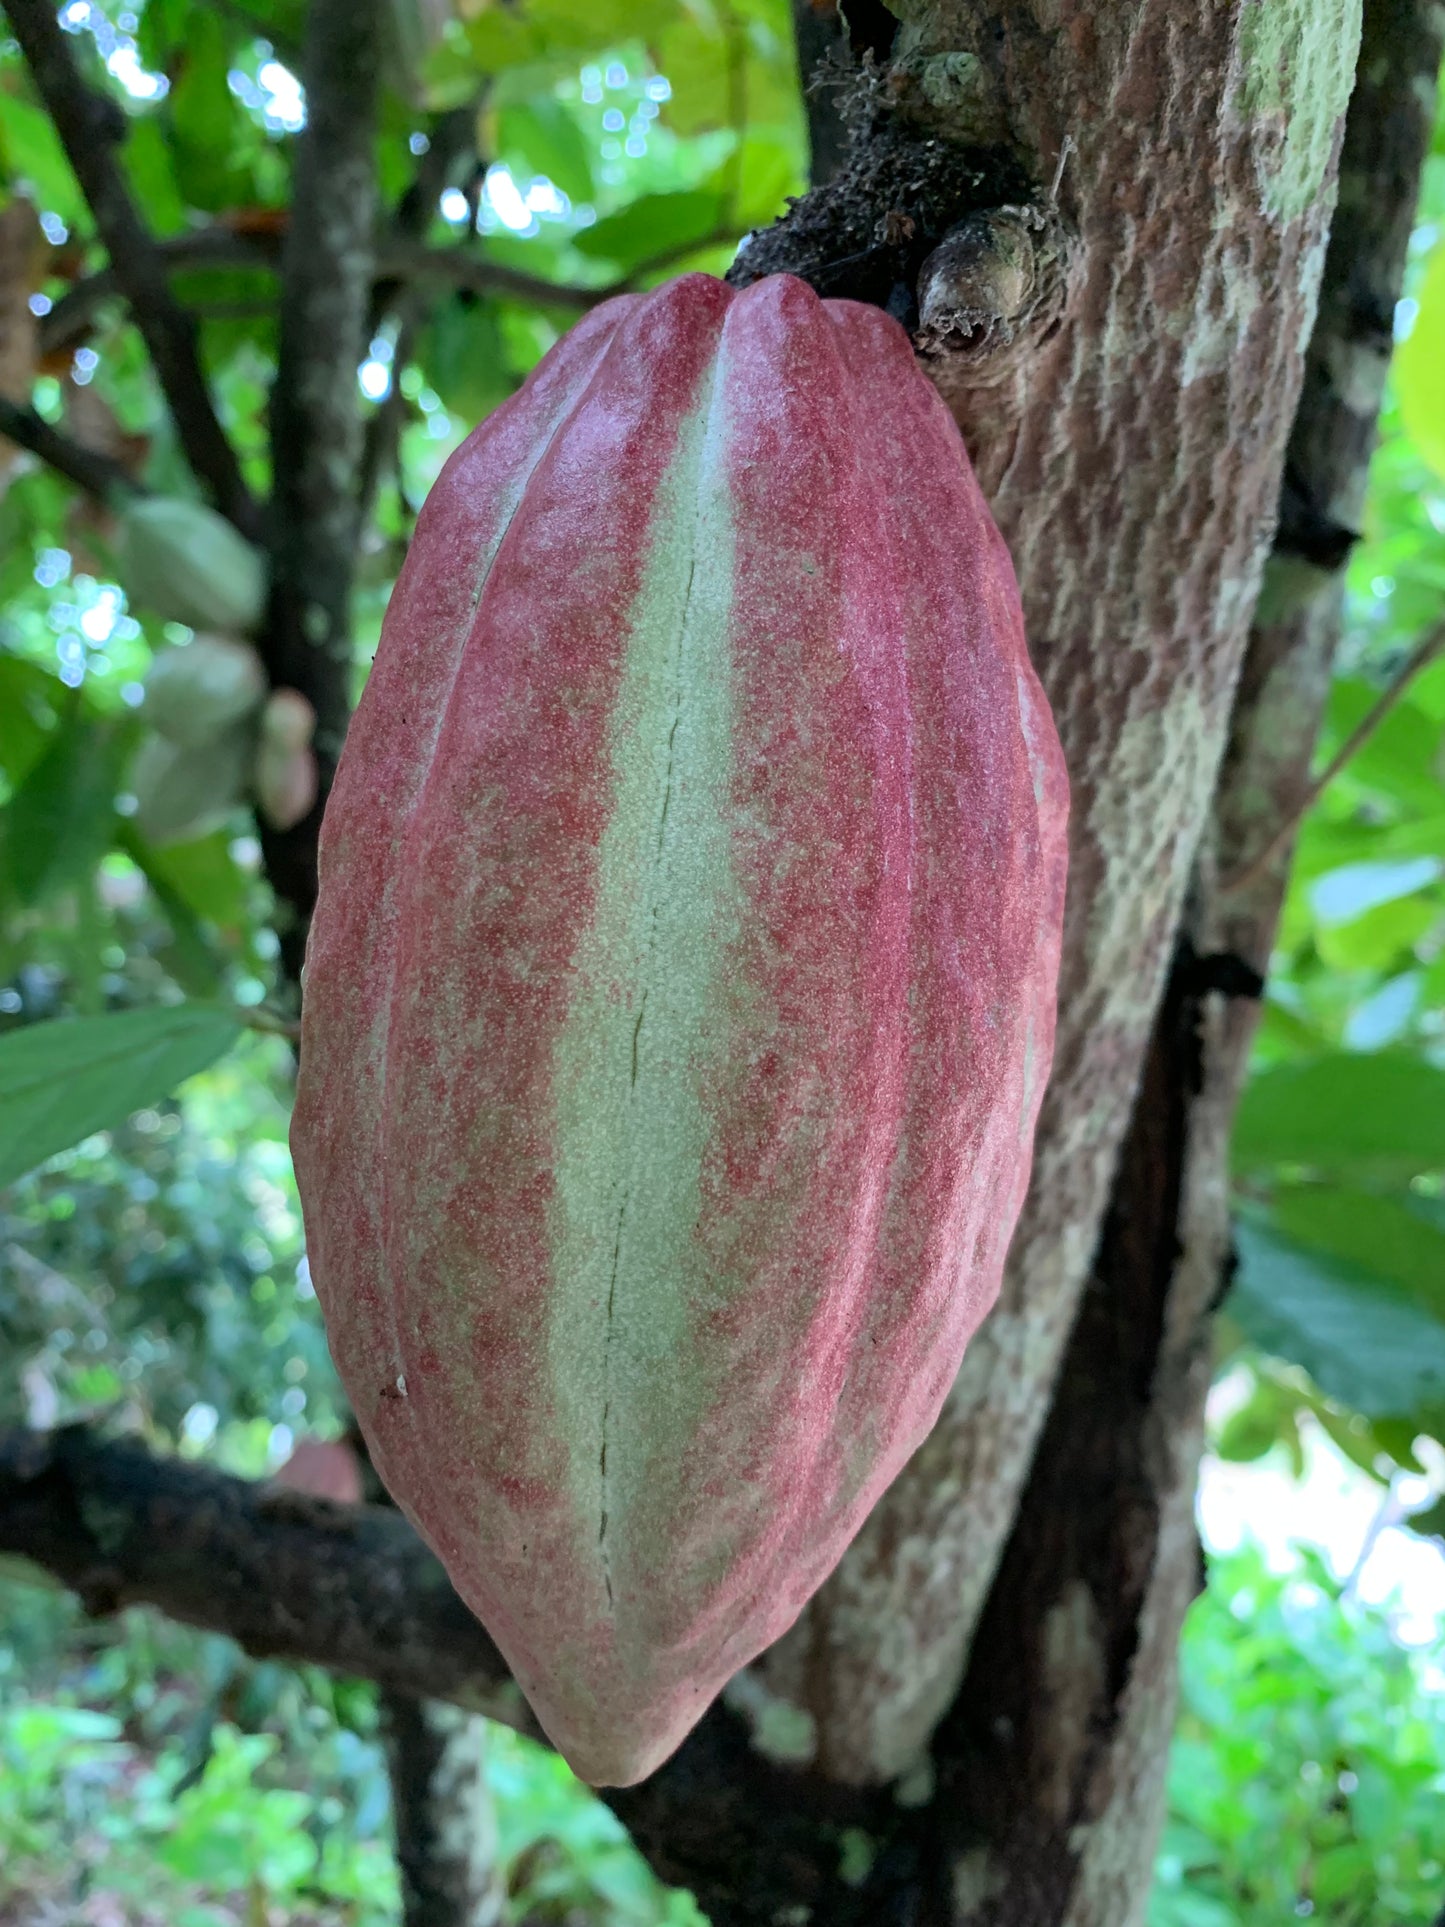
[
  {"left": 143, "top": 634, "right": 267, "bottom": 748},
  {"left": 115, "top": 496, "right": 267, "bottom": 635},
  {"left": 253, "top": 686, "right": 319, "bottom": 831},
  {"left": 292, "top": 273, "right": 1068, "bottom": 1787}
]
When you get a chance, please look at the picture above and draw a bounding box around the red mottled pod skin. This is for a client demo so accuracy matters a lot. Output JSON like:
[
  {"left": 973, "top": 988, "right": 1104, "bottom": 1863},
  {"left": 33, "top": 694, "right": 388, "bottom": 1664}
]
[{"left": 291, "top": 273, "right": 1068, "bottom": 1787}]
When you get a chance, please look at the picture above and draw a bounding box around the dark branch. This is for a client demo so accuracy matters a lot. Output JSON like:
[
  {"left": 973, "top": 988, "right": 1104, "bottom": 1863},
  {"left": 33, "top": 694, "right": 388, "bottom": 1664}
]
[
  {"left": 3, "top": 0, "right": 260, "bottom": 537},
  {"left": 0, "top": 1424, "right": 533, "bottom": 1729},
  {"left": 379, "top": 236, "right": 616, "bottom": 311},
  {"left": 358, "top": 103, "right": 484, "bottom": 525},
  {"left": 40, "top": 232, "right": 608, "bottom": 363},
  {"left": 0, "top": 394, "right": 145, "bottom": 503},
  {"left": 0, "top": 1419, "right": 927, "bottom": 1925},
  {"left": 261, "top": 0, "right": 383, "bottom": 981}
]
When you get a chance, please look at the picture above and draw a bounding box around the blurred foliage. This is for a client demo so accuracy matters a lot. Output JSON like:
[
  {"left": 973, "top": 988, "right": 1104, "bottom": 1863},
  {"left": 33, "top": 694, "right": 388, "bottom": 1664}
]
[
  {"left": 1150, "top": 1547, "right": 1445, "bottom": 1927},
  {"left": 1215, "top": 92, "right": 1445, "bottom": 1524},
  {"left": 0, "top": 1, "right": 1444, "bottom": 1923}
]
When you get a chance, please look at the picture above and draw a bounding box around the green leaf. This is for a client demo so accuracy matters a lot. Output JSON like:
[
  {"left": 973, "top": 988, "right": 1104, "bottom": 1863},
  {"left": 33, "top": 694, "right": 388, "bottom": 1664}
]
[
  {"left": 463, "top": 0, "right": 674, "bottom": 67},
  {"left": 169, "top": 13, "right": 248, "bottom": 212},
  {"left": 573, "top": 189, "right": 727, "bottom": 269},
  {"left": 1314, "top": 891, "right": 1440, "bottom": 971},
  {"left": 416, "top": 296, "right": 516, "bottom": 421},
  {"left": 1228, "top": 1214, "right": 1445, "bottom": 1423},
  {"left": 0, "top": 653, "right": 64, "bottom": 791},
  {"left": 1320, "top": 677, "right": 1443, "bottom": 814},
  {"left": 1397, "top": 240, "right": 1445, "bottom": 481},
  {"left": 0, "top": 94, "right": 83, "bottom": 223},
  {"left": 0, "top": 1005, "right": 243, "bottom": 1190},
  {"left": 0, "top": 708, "right": 130, "bottom": 910},
  {"left": 123, "top": 116, "right": 195, "bottom": 239},
  {"left": 497, "top": 99, "right": 594, "bottom": 203},
  {"left": 1271, "top": 1182, "right": 1445, "bottom": 1311},
  {"left": 1233, "top": 1052, "right": 1445, "bottom": 1181},
  {"left": 139, "top": 828, "right": 251, "bottom": 929},
  {"left": 656, "top": 7, "right": 801, "bottom": 140}
]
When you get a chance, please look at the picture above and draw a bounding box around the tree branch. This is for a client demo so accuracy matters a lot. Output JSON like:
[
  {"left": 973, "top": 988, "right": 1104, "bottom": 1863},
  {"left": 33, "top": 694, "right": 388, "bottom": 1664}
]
[
  {"left": 379, "top": 236, "right": 616, "bottom": 311},
  {"left": 260, "top": 0, "right": 383, "bottom": 982},
  {"left": 2, "top": 0, "right": 260, "bottom": 537},
  {"left": 0, "top": 393, "right": 145, "bottom": 503},
  {"left": 39, "top": 233, "right": 608, "bottom": 363},
  {"left": 1221, "top": 617, "right": 1445, "bottom": 894},
  {"left": 0, "top": 1424, "right": 535, "bottom": 1730},
  {"left": 0, "top": 1418, "right": 928, "bottom": 1924}
]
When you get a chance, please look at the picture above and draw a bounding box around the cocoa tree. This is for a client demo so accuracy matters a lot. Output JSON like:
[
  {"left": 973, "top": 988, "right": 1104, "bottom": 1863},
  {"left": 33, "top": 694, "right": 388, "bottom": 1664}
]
[{"left": 0, "top": 2, "right": 1442, "bottom": 1924}]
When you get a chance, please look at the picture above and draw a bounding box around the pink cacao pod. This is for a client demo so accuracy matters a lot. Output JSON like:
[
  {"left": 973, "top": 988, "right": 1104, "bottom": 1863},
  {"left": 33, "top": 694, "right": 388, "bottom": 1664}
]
[{"left": 291, "top": 272, "right": 1068, "bottom": 1786}]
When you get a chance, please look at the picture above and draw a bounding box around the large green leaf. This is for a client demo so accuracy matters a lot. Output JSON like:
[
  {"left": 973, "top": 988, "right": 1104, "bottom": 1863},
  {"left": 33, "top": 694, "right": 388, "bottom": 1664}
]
[
  {"left": 1229, "top": 1217, "right": 1445, "bottom": 1424},
  {"left": 1271, "top": 1182, "right": 1445, "bottom": 1311},
  {"left": 0, "top": 653, "right": 64, "bottom": 793},
  {"left": 1321, "top": 677, "right": 1443, "bottom": 815},
  {"left": 1232, "top": 1052, "right": 1445, "bottom": 1181},
  {"left": 463, "top": 0, "right": 677, "bottom": 68},
  {"left": 655, "top": 5, "right": 801, "bottom": 140},
  {"left": 0, "top": 93, "right": 83, "bottom": 223},
  {"left": 497, "top": 99, "right": 594, "bottom": 203},
  {"left": 416, "top": 296, "right": 516, "bottom": 421},
  {"left": 169, "top": 12, "right": 249, "bottom": 212},
  {"left": 573, "top": 189, "right": 727, "bottom": 269},
  {"left": 1397, "top": 239, "right": 1445, "bottom": 480},
  {"left": 0, "top": 1005, "right": 243, "bottom": 1190},
  {"left": 0, "top": 709, "right": 130, "bottom": 910}
]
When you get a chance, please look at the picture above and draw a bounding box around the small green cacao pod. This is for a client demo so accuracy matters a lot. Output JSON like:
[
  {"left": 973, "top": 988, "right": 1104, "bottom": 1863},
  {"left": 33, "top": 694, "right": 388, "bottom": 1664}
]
[
  {"left": 130, "top": 722, "right": 253, "bottom": 845},
  {"left": 115, "top": 497, "right": 267, "bottom": 635},
  {"left": 384, "top": 0, "right": 452, "bottom": 97},
  {"left": 143, "top": 634, "right": 267, "bottom": 749}
]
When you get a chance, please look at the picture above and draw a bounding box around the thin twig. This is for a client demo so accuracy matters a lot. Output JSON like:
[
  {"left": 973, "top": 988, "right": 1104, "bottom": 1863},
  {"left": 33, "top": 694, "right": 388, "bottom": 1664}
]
[
  {"left": 41, "top": 231, "right": 607, "bottom": 360},
  {"left": 260, "top": 0, "right": 383, "bottom": 984},
  {"left": 39, "top": 230, "right": 279, "bottom": 357},
  {"left": 240, "top": 1005, "right": 302, "bottom": 1042},
  {"left": 0, "top": 394, "right": 145, "bottom": 503},
  {"left": 357, "top": 100, "right": 483, "bottom": 524},
  {"left": 3, "top": 0, "right": 260, "bottom": 538},
  {"left": 379, "top": 236, "right": 616, "bottom": 310},
  {"left": 1221, "top": 620, "right": 1445, "bottom": 893}
]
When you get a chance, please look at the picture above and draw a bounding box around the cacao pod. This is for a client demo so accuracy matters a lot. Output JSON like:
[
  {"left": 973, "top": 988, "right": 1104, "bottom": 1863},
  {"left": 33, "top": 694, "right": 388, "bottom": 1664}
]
[
  {"left": 115, "top": 496, "right": 267, "bottom": 635},
  {"left": 143, "top": 634, "right": 267, "bottom": 748},
  {"left": 254, "top": 687, "right": 319, "bottom": 831},
  {"left": 291, "top": 273, "right": 1068, "bottom": 1786},
  {"left": 129, "top": 723, "right": 252, "bottom": 845}
]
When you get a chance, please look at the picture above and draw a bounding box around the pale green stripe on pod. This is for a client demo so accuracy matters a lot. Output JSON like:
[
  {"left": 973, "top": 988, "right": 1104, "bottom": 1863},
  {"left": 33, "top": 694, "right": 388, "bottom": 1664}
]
[{"left": 546, "top": 348, "right": 741, "bottom": 1628}]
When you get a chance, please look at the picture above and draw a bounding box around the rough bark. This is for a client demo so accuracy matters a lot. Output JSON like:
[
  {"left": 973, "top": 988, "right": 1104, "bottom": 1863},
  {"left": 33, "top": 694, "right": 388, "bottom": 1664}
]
[
  {"left": 910, "top": 7, "right": 1445, "bottom": 1920},
  {"left": 384, "top": 1687, "right": 509, "bottom": 1927},
  {"left": 0, "top": 1423, "right": 532, "bottom": 1728},
  {"left": 735, "top": 0, "right": 1364, "bottom": 1791}
]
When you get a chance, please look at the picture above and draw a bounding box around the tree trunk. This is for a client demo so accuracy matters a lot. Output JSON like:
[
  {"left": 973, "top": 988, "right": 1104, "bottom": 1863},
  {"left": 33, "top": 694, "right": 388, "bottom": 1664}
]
[{"left": 737, "top": 0, "right": 1356, "bottom": 1781}]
